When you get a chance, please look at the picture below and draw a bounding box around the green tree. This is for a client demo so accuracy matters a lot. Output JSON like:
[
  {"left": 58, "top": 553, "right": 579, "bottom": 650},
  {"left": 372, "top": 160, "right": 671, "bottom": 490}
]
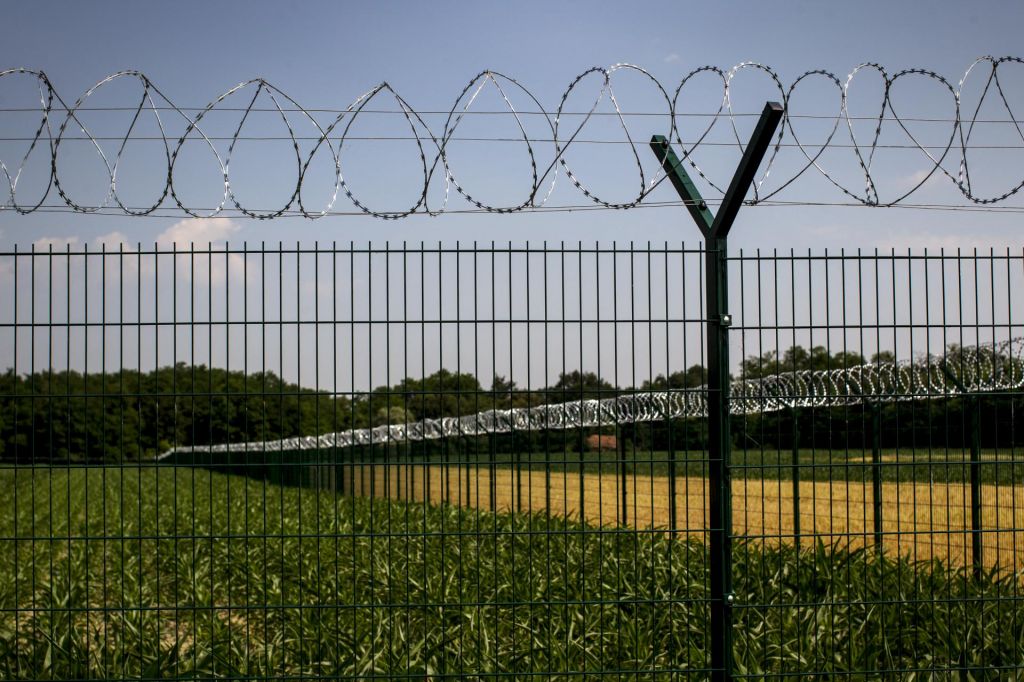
[
  {"left": 375, "top": 405, "right": 415, "bottom": 426},
  {"left": 550, "top": 371, "right": 615, "bottom": 400}
]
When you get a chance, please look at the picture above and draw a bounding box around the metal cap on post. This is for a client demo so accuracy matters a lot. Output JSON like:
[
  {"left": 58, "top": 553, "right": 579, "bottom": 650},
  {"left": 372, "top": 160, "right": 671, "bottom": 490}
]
[{"left": 650, "top": 101, "right": 783, "bottom": 682}]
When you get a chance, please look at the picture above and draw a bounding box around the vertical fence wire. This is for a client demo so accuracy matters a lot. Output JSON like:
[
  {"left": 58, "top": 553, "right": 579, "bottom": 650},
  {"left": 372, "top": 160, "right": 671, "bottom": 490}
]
[
  {"left": 0, "top": 242, "right": 1021, "bottom": 678},
  {"left": 730, "top": 247, "right": 1024, "bottom": 677}
]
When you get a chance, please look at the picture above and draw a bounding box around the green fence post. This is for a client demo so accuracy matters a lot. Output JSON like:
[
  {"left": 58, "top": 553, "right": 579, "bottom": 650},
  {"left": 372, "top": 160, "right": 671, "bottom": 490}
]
[
  {"left": 579, "top": 427, "right": 586, "bottom": 524},
  {"left": 790, "top": 406, "right": 801, "bottom": 550},
  {"left": 667, "top": 415, "right": 678, "bottom": 531},
  {"left": 443, "top": 436, "right": 451, "bottom": 504},
  {"left": 386, "top": 440, "right": 393, "bottom": 501},
  {"left": 424, "top": 439, "right": 431, "bottom": 507},
  {"left": 705, "top": 231, "right": 734, "bottom": 679},
  {"left": 871, "top": 403, "right": 884, "bottom": 551},
  {"left": 514, "top": 433, "right": 523, "bottom": 513},
  {"left": 339, "top": 445, "right": 346, "bottom": 495},
  {"left": 969, "top": 396, "right": 983, "bottom": 579},
  {"left": 619, "top": 427, "right": 628, "bottom": 527},
  {"left": 650, "top": 101, "right": 783, "bottom": 682},
  {"left": 939, "top": 360, "right": 984, "bottom": 577},
  {"left": 489, "top": 432, "right": 497, "bottom": 513}
]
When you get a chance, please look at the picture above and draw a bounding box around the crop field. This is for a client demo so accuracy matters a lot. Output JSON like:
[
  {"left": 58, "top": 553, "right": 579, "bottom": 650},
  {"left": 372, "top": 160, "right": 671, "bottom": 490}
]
[
  {"left": 221, "top": 445, "right": 1024, "bottom": 570},
  {"left": 319, "top": 447, "right": 1024, "bottom": 485},
  {"left": 1, "top": 466, "right": 1022, "bottom": 678},
  {"left": 343, "top": 461, "right": 1024, "bottom": 571}
]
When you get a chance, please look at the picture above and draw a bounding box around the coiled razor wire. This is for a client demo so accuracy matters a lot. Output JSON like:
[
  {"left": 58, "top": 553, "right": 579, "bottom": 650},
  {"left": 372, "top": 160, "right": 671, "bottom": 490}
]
[
  {"left": 158, "top": 338, "right": 1024, "bottom": 459},
  {"left": 4, "top": 57, "right": 1024, "bottom": 218}
]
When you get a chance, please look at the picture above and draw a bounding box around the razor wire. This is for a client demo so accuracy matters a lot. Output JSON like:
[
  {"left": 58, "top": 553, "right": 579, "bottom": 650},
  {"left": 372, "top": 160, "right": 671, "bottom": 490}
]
[
  {"left": 158, "top": 337, "right": 1024, "bottom": 458},
  {"left": 4, "top": 57, "right": 1024, "bottom": 219}
]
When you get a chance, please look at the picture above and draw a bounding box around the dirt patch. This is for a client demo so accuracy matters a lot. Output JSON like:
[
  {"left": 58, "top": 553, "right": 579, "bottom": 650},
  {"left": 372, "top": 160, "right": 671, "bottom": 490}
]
[
  {"left": 160, "top": 616, "right": 194, "bottom": 657},
  {"left": 341, "top": 463, "right": 1024, "bottom": 571}
]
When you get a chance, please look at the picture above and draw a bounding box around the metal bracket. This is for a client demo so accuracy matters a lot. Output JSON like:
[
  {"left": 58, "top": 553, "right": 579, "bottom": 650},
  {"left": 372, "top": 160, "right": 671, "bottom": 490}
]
[
  {"left": 938, "top": 358, "right": 968, "bottom": 394},
  {"left": 650, "top": 101, "right": 783, "bottom": 239}
]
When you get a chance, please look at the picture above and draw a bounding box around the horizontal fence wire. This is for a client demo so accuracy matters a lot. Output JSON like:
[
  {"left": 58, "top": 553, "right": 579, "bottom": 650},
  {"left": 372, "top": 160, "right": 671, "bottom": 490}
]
[{"left": 0, "top": 242, "right": 1022, "bottom": 678}]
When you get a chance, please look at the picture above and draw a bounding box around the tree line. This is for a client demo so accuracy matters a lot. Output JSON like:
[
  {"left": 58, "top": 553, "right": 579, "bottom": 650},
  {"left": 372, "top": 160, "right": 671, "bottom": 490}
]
[{"left": 1, "top": 344, "right": 1020, "bottom": 463}]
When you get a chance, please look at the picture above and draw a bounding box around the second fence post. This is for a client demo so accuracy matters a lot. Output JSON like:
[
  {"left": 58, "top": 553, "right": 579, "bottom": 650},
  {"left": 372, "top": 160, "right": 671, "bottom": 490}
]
[
  {"left": 969, "top": 396, "right": 983, "bottom": 578},
  {"left": 939, "top": 360, "right": 984, "bottom": 576},
  {"left": 619, "top": 426, "right": 629, "bottom": 527},
  {"left": 872, "top": 403, "right": 884, "bottom": 551},
  {"left": 667, "top": 415, "right": 678, "bottom": 531},
  {"left": 790, "top": 406, "right": 801, "bottom": 550}
]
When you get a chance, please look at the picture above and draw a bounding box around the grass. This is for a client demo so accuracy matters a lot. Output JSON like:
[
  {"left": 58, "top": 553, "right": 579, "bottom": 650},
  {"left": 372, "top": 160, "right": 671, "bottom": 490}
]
[{"left": 0, "top": 465, "right": 1022, "bottom": 679}]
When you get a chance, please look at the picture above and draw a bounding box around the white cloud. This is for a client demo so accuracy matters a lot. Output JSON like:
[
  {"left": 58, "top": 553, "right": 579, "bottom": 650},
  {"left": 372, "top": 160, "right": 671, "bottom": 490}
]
[
  {"left": 24, "top": 232, "right": 129, "bottom": 252},
  {"left": 93, "top": 231, "right": 130, "bottom": 246},
  {"left": 664, "top": 53, "right": 681, "bottom": 64},
  {"left": 899, "top": 167, "right": 951, "bottom": 194},
  {"left": 156, "top": 217, "right": 240, "bottom": 246},
  {"left": 32, "top": 236, "right": 79, "bottom": 250},
  {"left": 149, "top": 218, "right": 251, "bottom": 288}
]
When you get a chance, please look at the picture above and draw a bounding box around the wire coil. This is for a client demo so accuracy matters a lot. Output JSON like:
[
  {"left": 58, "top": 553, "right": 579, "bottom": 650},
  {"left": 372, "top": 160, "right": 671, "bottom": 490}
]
[
  {"left": 160, "top": 337, "right": 1024, "bottom": 457},
  {"left": 4, "top": 58, "right": 1024, "bottom": 219}
]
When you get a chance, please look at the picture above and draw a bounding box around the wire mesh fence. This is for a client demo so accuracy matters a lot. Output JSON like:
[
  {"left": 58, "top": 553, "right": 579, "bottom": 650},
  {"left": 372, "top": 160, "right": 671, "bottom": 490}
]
[{"left": 0, "top": 241, "right": 1021, "bottom": 679}]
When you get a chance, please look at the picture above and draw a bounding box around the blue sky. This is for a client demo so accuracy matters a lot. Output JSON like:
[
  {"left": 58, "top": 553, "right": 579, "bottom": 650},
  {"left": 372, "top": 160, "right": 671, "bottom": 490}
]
[
  {"left": 1, "top": 1, "right": 1022, "bottom": 390},
  {"left": 2, "top": 0, "right": 1023, "bottom": 251}
]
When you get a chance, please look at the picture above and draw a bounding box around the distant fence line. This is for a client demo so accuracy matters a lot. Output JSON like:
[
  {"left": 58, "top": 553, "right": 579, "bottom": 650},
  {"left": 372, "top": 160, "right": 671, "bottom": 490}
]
[{"left": 159, "top": 337, "right": 1024, "bottom": 459}]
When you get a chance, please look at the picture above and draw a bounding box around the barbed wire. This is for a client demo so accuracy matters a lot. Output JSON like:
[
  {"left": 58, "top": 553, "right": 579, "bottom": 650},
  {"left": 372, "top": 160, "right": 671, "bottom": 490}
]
[
  {"left": 159, "top": 338, "right": 1024, "bottom": 458},
  {"left": 4, "top": 58, "right": 1024, "bottom": 219},
  {"left": 13, "top": 199, "right": 1024, "bottom": 220}
]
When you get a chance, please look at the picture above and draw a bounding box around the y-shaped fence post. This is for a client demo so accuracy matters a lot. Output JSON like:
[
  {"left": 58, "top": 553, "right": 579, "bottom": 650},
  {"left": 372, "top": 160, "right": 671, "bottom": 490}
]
[{"left": 650, "top": 101, "right": 783, "bottom": 682}]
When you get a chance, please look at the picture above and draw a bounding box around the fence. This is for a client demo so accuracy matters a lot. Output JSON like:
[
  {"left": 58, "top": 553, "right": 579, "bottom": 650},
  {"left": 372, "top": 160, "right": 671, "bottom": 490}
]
[{"left": 0, "top": 241, "right": 1022, "bottom": 679}]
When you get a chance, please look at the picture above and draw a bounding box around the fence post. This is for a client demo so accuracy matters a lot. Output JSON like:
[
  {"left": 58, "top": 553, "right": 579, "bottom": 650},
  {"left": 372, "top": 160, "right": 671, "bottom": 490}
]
[
  {"left": 871, "top": 403, "right": 884, "bottom": 551},
  {"left": 424, "top": 440, "right": 431, "bottom": 507},
  {"left": 579, "top": 427, "right": 586, "bottom": 523},
  {"left": 489, "top": 432, "right": 497, "bottom": 513},
  {"left": 790, "top": 407, "right": 801, "bottom": 550},
  {"left": 444, "top": 436, "right": 451, "bottom": 504},
  {"left": 336, "top": 445, "right": 345, "bottom": 495},
  {"left": 619, "top": 427, "right": 629, "bottom": 526},
  {"left": 667, "top": 415, "right": 678, "bottom": 531},
  {"left": 938, "top": 361, "right": 984, "bottom": 576},
  {"left": 514, "top": 433, "right": 523, "bottom": 513},
  {"left": 969, "top": 396, "right": 983, "bottom": 578},
  {"left": 650, "top": 101, "right": 783, "bottom": 682},
  {"left": 705, "top": 233, "right": 735, "bottom": 678}
]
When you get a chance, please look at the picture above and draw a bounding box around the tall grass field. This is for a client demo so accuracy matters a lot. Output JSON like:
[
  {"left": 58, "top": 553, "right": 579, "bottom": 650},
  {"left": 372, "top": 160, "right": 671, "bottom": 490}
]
[{"left": 0, "top": 466, "right": 1021, "bottom": 678}]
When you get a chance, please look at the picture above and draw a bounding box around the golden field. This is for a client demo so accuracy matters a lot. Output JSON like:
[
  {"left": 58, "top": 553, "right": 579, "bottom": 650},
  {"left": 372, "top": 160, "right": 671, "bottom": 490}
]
[{"left": 343, "top": 462, "right": 1024, "bottom": 570}]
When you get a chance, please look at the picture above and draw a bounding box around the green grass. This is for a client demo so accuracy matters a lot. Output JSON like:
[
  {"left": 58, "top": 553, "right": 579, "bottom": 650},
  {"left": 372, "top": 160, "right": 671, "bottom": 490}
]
[{"left": 0, "top": 465, "right": 1021, "bottom": 679}]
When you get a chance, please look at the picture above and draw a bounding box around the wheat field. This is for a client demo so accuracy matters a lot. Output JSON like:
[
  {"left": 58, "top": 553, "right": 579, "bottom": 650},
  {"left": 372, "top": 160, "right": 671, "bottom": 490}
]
[{"left": 343, "top": 462, "right": 1024, "bottom": 570}]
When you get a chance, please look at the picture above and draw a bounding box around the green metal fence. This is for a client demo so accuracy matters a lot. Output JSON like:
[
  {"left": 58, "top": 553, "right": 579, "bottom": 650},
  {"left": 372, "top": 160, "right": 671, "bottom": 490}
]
[{"left": 1, "top": 240, "right": 1022, "bottom": 679}]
